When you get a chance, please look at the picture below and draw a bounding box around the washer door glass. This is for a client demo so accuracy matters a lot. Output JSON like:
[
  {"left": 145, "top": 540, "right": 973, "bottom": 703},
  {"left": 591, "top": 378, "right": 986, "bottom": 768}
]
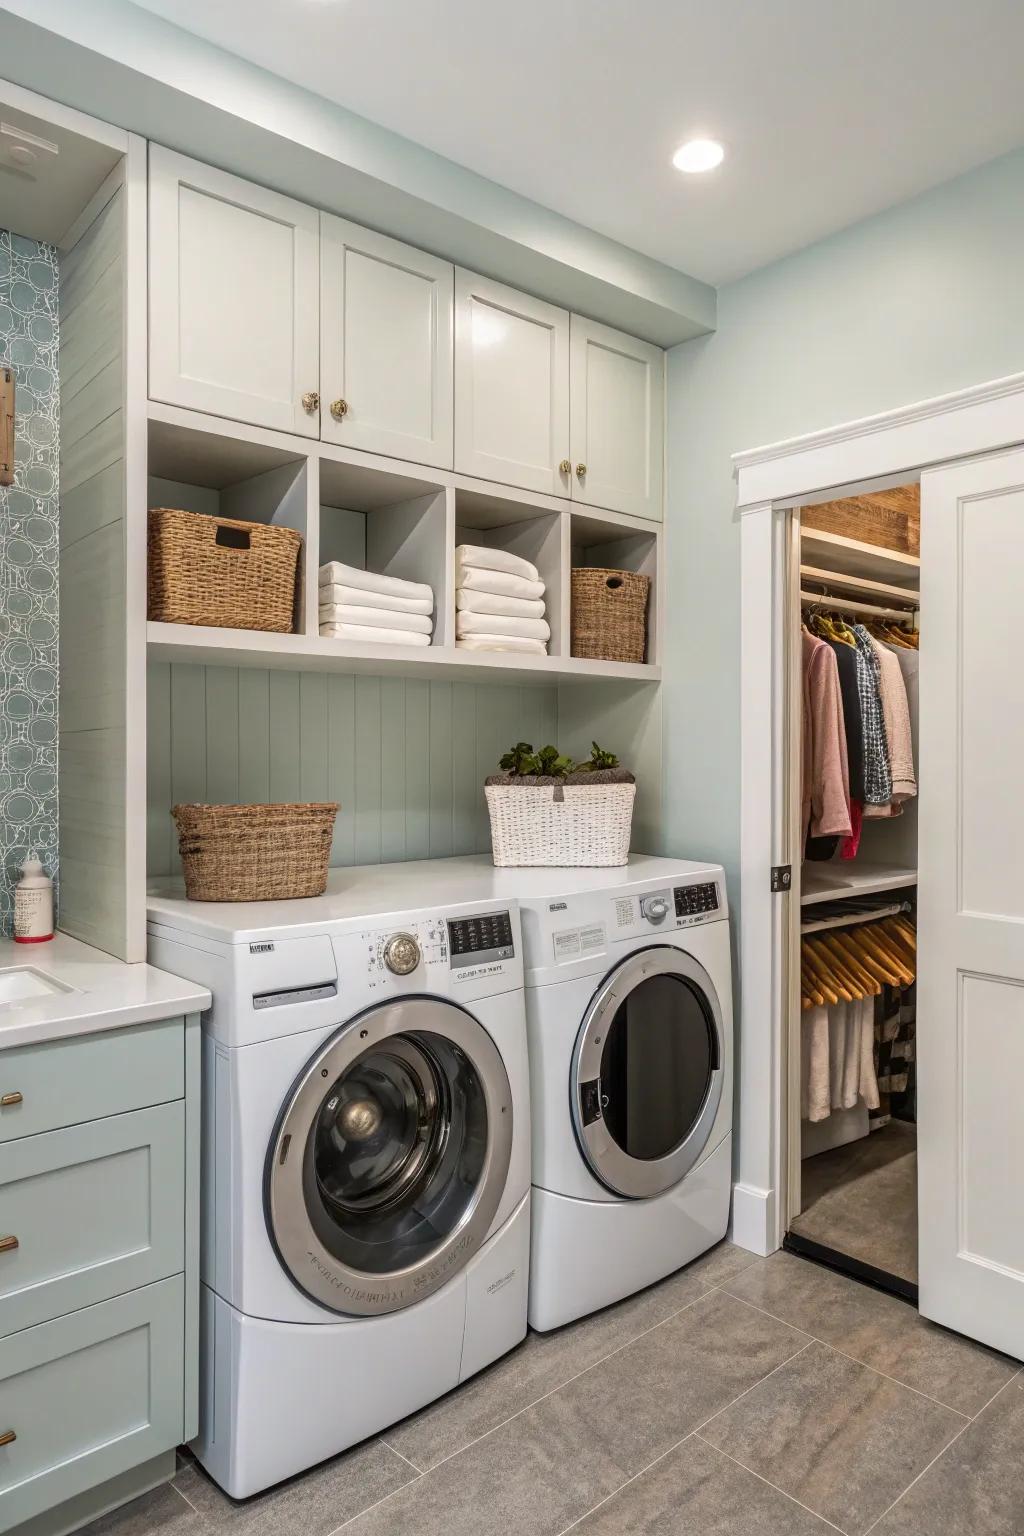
[
  {"left": 267, "top": 997, "right": 513, "bottom": 1316},
  {"left": 572, "top": 946, "right": 724, "bottom": 1199}
]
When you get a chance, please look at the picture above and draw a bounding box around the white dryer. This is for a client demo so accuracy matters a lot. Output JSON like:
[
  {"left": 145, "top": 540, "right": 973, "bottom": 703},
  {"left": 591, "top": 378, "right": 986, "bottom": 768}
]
[
  {"left": 507, "top": 856, "right": 733, "bottom": 1331},
  {"left": 147, "top": 863, "right": 531, "bottom": 1498}
]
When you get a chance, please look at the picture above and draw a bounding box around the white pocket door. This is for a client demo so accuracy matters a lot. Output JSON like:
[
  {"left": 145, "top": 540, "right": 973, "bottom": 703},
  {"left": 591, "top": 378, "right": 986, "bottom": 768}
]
[
  {"left": 149, "top": 146, "right": 320, "bottom": 436},
  {"left": 320, "top": 216, "right": 453, "bottom": 467},
  {"left": 569, "top": 316, "right": 663, "bottom": 520},
  {"left": 454, "top": 270, "right": 570, "bottom": 496},
  {"left": 918, "top": 447, "right": 1024, "bottom": 1359}
]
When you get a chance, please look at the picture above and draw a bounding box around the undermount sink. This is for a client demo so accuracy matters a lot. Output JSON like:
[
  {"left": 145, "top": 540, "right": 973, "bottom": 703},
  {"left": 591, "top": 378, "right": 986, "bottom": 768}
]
[{"left": 0, "top": 967, "right": 75, "bottom": 1008}]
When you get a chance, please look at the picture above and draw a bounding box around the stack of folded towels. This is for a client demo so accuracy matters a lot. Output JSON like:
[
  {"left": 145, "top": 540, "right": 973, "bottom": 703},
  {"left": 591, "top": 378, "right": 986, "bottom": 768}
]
[
  {"left": 454, "top": 544, "right": 550, "bottom": 655},
  {"left": 319, "top": 560, "right": 434, "bottom": 647}
]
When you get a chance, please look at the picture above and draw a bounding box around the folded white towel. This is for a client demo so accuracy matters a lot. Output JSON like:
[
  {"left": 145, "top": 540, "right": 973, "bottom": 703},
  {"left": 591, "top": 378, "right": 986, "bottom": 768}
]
[
  {"left": 320, "top": 581, "right": 433, "bottom": 616},
  {"left": 456, "top": 610, "right": 550, "bottom": 641},
  {"left": 456, "top": 544, "right": 539, "bottom": 583},
  {"left": 457, "top": 565, "right": 545, "bottom": 602},
  {"left": 455, "top": 588, "right": 546, "bottom": 619},
  {"left": 318, "top": 603, "right": 433, "bottom": 636},
  {"left": 318, "top": 560, "right": 433, "bottom": 605},
  {"left": 320, "top": 622, "right": 432, "bottom": 648},
  {"left": 455, "top": 635, "right": 548, "bottom": 655}
]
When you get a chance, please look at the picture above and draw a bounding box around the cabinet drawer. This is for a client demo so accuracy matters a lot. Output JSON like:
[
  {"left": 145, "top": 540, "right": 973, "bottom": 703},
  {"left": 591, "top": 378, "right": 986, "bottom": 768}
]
[
  {"left": 0, "top": 1276, "right": 184, "bottom": 1533},
  {"left": 0, "top": 1020, "right": 183, "bottom": 1145},
  {"left": 0, "top": 1104, "right": 185, "bottom": 1338}
]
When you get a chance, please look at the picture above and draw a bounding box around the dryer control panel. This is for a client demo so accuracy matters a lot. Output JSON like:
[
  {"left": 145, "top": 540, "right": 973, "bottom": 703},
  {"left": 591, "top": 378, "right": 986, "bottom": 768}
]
[{"left": 674, "top": 880, "right": 721, "bottom": 925}]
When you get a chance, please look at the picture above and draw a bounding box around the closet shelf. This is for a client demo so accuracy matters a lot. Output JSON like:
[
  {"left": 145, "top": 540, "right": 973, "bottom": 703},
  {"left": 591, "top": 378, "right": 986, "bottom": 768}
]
[
  {"left": 146, "top": 622, "right": 661, "bottom": 686},
  {"left": 800, "top": 564, "right": 919, "bottom": 607},
  {"left": 800, "top": 590, "right": 917, "bottom": 622},
  {"left": 801, "top": 861, "right": 918, "bottom": 906},
  {"left": 801, "top": 528, "right": 919, "bottom": 589}
]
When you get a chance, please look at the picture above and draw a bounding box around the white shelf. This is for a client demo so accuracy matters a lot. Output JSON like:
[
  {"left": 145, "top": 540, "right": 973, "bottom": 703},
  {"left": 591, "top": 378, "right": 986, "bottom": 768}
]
[
  {"left": 801, "top": 528, "right": 919, "bottom": 589},
  {"left": 800, "top": 860, "right": 918, "bottom": 906},
  {"left": 146, "top": 622, "right": 661, "bottom": 686},
  {"left": 800, "top": 563, "right": 919, "bottom": 607}
]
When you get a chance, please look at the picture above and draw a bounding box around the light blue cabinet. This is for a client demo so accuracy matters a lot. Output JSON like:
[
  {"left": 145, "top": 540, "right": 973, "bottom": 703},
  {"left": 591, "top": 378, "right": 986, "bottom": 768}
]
[{"left": 0, "top": 1017, "right": 199, "bottom": 1536}]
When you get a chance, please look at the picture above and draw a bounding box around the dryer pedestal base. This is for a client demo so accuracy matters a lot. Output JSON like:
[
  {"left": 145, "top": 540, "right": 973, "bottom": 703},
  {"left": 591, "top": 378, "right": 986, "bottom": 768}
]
[
  {"left": 194, "top": 1195, "right": 529, "bottom": 1498},
  {"left": 528, "top": 1134, "right": 732, "bottom": 1331}
]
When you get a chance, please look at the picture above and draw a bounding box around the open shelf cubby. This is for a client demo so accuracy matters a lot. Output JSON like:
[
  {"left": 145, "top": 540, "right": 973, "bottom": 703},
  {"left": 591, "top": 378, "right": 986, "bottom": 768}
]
[{"left": 570, "top": 508, "right": 660, "bottom": 666}]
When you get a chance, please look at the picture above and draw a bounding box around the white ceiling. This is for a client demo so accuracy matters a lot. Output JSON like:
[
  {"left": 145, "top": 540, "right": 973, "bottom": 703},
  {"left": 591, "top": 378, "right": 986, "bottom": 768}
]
[{"left": 131, "top": 0, "right": 1024, "bottom": 285}]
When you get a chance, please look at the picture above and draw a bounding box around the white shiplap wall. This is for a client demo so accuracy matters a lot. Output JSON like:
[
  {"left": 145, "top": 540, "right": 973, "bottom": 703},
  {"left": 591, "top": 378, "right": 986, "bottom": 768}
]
[
  {"left": 59, "top": 184, "right": 129, "bottom": 953},
  {"left": 147, "top": 663, "right": 558, "bottom": 876}
]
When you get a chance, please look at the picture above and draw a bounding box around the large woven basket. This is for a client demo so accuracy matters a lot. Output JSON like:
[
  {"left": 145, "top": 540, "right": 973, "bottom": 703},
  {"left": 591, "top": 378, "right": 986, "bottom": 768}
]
[
  {"left": 172, "top": 803, "right": 338, "bottom": 901},
  {"left": 149, "top": 507, "right": 302, "bottom": 632},
  {"left": 571, "top": 568, "right": 650, "bottom": 664},
  {"left": 484, "top": 773, "right": 635, "bottom": 867}
]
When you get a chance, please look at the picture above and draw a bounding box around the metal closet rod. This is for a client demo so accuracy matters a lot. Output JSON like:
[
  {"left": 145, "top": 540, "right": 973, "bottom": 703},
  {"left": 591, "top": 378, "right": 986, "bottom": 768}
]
[
  {"left": 801, "top": 900, "right": 912, "bottom": 936},
  {"left": 800, "top": 590, "right": 917, "bottom": 621}
]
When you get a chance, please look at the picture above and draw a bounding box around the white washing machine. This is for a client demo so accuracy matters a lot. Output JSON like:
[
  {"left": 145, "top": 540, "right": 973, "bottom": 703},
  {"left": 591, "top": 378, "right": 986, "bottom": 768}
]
[
  {"left": 505, "top": 855, "right": 733, "bottom": 1331},
  {"left": 147, "top": 863, "right": 531, "bottom": 1498}
]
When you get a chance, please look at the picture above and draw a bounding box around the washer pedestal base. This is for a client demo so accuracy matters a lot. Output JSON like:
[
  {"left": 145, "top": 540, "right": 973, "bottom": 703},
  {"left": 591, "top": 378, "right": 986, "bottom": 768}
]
[{"left": 528, "top": 1134, "right": 731, "bottom": 1331}]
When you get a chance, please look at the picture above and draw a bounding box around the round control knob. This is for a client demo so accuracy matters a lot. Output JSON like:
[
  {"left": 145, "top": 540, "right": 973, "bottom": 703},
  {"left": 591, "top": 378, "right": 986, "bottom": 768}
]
[
  {"left": 642, "top": 897, "right": 670, "bottom": 924},
  {"left": 383, "top": 931, "right": 421, "bottom": 975}
]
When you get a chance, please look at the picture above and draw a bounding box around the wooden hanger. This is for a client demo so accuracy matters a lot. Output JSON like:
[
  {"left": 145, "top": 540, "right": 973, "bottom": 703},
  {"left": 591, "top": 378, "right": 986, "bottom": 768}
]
[{"left": 801, "top": 915, "right": 916, "bottom": 1009}]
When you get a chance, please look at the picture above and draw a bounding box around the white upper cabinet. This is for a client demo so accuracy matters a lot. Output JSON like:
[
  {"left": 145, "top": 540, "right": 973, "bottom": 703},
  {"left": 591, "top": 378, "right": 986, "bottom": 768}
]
[
  {"left": 148, "top": 147, "right": 320, "bottom": 437},
  {"left": 569, "top": 316, "right": 664, "bottom": 521},
  {"left": 320, "top": 216, "right": 453, "bottom": 467},
  {"left": 454, "top": 270, "right": 570, "bottom": 496}
]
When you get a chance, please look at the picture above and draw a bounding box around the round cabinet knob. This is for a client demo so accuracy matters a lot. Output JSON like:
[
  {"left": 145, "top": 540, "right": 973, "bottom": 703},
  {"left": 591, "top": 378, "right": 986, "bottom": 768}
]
[
  {"left": 575, "top": 462, "right": 587, "bottom": 479},
  {"left": 383, "top": 932, "right": 421, "bottom": 975},
  {"left": 301, "top": 391, "right": 320, "bottom": 414},
  {"left": 642, "top": 897, "right": 670, "bottom": 924},
  {"left": 331, "top": 398, "right": 349, "bottom": 420},
  {"left": 559, "top": 458, "right": 572, "bottom": 475}
]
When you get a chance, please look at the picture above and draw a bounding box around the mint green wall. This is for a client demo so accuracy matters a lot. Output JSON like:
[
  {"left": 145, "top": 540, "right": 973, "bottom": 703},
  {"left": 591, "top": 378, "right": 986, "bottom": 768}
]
[{"left": 664, "top": 144, "right": 1024, "bottom": 894}]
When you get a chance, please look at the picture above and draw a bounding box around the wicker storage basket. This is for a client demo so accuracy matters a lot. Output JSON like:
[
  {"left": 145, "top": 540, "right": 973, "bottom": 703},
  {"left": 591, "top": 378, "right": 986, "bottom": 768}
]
[
  {"left": 484, "top": 771, "right": 635, "bottom": 867},
  {"left": 149, "top": 508, "right": 302, "bottom": 632},
  {"left": 571, "top": 568, "right": 650, "bottom": 664},
  {"left": 172, "top": 802, "right": 338, "bottom": 901}
]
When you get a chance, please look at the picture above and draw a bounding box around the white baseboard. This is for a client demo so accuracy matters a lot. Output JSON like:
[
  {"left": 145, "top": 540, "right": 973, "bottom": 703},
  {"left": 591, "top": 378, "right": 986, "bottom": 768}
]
[{"left": 729, "top": 1182, "right": 779, "bottom": 1257}]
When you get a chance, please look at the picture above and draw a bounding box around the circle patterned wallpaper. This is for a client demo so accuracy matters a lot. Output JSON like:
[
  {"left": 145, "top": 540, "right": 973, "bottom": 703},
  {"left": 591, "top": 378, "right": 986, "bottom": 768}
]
[{"left": 0, "top": 229, "right": 59, "bottom": 934}]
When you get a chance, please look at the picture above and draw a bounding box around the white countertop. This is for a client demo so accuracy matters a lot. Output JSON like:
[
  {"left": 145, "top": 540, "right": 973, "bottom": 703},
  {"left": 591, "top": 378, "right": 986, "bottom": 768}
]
[{"left": 0, "top": 933, "right": 210, "bottom": 1050}]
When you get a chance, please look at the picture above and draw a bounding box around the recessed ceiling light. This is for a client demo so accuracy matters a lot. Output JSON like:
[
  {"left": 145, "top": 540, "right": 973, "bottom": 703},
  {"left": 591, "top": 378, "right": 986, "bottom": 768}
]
[{"left": 672, "top": 138, "right": 725, "bottom": 174}]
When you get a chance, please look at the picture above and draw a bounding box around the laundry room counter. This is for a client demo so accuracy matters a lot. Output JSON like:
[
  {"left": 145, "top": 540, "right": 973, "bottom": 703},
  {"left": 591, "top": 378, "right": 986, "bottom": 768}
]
[{"left": 0, "top": 931, "right": 210, "bottom": 1049}]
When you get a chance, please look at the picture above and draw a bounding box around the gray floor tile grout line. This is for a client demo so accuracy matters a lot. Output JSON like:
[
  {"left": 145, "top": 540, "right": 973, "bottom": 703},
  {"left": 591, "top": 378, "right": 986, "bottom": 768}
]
[
  {"left": 551, "top": 1431, "right": 705, "bottom": 1536},
  {"left": 689, "top": 1337, "right": 816, "bottom": 1438},
  {"left": 324, "top": 1272, "right": 761, "bottom": 1533},
  {"left": 692, "top": 1432, "right": 848, "bottom": 1534},
  {"left": 859, "top": 1370, "right": 1021, "bottom": 1535},
  {"left": 712, "top": 1277, "right": 982, "bottom": 1419},
  {"left": 171, "top": 1479, "right": 200, "bottom": 1516},
  {"left": 378, "top": 1438, "right": 425, "bottom": 1477}
]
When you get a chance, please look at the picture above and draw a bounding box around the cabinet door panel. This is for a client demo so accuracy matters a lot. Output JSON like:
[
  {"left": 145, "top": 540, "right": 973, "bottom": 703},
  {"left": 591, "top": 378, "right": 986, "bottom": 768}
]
[
  {"left": 321, "top": 216, "right": 453, "bottom": 467},
  {"left": 570, "top": 316, "right": 663, "bottom": 520},
  {"left": 455, "top": 271, "right": 569, "bottom": 495},
  {"left": 149, "top": 146, "right": 319, "bottom": 436}
]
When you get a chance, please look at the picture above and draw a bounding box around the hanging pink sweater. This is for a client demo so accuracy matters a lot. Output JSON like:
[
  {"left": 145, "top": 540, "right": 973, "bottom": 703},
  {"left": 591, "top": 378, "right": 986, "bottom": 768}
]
[{"left": 802, "top": 629, "right": 853, "bottom": 841}]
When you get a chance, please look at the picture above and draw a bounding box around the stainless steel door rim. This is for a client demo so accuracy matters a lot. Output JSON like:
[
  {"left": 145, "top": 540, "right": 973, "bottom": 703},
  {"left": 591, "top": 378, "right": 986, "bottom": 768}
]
[
  {"left": 571, "top": 945, "right": 724, "bottom": 1200},
  {"left": 266, "top": 996, "right": 513, "bottom": 1316}
]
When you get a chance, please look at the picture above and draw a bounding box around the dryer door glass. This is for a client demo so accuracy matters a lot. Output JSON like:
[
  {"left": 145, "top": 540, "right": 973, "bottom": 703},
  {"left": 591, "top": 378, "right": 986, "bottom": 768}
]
[
  {"left": 267, "top": 997, "right": 514, "bottom": 1316},
  {"left": 572, "top": 946, "right": 725, "bottom": 1199}
]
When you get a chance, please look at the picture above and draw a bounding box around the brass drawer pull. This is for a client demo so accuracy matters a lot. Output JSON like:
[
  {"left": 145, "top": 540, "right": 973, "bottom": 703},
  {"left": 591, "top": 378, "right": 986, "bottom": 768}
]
[
  {"left": 0, "top": 1093, "right": 22, "bottom": 1107},
  {"left": 301, "top": 391, "right": 320, "bottom": 414},
  {"left": 0, "top": 1236, "right": 18, "bottom": 1254},
  {"left": 559, "top": 458, "right": 571, "bottom": 474},
  {"left": 0, "top": 1431, "right": 15, "bottom": 1448},
  {"left": 330, "top": 398, "right": 349, "bottom": 419},
  {"left": 576, "top": 462, "right": 587, "bottom": 479}
]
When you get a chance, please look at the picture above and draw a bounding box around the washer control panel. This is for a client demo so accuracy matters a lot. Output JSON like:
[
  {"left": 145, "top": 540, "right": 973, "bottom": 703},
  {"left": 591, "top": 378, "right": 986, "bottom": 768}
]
[
  {"left": 363, "top": 919, "right": 448, "bottom": 989},
  {"left": 383, "top": 931, "right": 421, "bottom": 975},
  {"left": 448, "top": 909, "right": 515, "bottom": 969},
  {"left": 639, "top": 891, "right": 671, "bottom": 925},
  {"left": 674, "top": 880, "right": 721, "bottom": 925}
]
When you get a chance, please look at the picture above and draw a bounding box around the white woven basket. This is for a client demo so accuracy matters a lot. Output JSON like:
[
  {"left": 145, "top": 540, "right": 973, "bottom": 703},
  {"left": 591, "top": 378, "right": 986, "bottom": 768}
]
[{"left": 485, "top": 781, "right": 635, "bottom": 867}]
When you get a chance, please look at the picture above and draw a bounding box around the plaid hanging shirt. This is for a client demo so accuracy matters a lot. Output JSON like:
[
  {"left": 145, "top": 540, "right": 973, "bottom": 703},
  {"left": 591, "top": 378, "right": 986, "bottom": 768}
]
[{"left": 851, "top": 625, "right": 892, "bottom": 804}]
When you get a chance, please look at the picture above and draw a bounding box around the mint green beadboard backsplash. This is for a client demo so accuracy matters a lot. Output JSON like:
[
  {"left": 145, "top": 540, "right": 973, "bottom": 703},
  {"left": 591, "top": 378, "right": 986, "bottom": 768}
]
[{"left": 147, "top": 663, "right": 558, "bottom": 876}]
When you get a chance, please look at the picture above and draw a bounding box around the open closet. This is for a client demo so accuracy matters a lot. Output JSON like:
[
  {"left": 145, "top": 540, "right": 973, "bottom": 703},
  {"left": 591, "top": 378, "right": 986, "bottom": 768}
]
[{"left": 787, "top": 487, "right": 921, "bottom": 1299}]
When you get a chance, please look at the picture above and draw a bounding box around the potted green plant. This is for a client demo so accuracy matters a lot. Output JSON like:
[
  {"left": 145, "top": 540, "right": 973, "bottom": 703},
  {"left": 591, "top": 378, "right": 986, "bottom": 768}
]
[{"left": 484, "top": 741, "right": 635, "bottom": 867}]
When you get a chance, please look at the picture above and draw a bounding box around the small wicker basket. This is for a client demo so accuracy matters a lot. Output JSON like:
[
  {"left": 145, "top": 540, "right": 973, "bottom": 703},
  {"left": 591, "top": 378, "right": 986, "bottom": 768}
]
[
  {"left": 571, "top": 568, "right": 650, "bottom": 664},
  {"left": 149, "top": 507, "right": 302, "bottom": 632},
  {"left": 484, "top": 772, "right": 635, "bottom": 867},
  {"left": 171, "top": 803, "right": 338, "bottom": 901}
]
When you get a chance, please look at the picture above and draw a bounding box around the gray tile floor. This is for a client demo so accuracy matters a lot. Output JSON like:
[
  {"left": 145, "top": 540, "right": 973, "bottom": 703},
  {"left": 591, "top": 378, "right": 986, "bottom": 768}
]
[
  {"left": 791, "top": 1121, "right": 918, "bottom": 1284},
  {"left": 79, "top": 1245, "right": 1022, "bottom": 1536}
]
